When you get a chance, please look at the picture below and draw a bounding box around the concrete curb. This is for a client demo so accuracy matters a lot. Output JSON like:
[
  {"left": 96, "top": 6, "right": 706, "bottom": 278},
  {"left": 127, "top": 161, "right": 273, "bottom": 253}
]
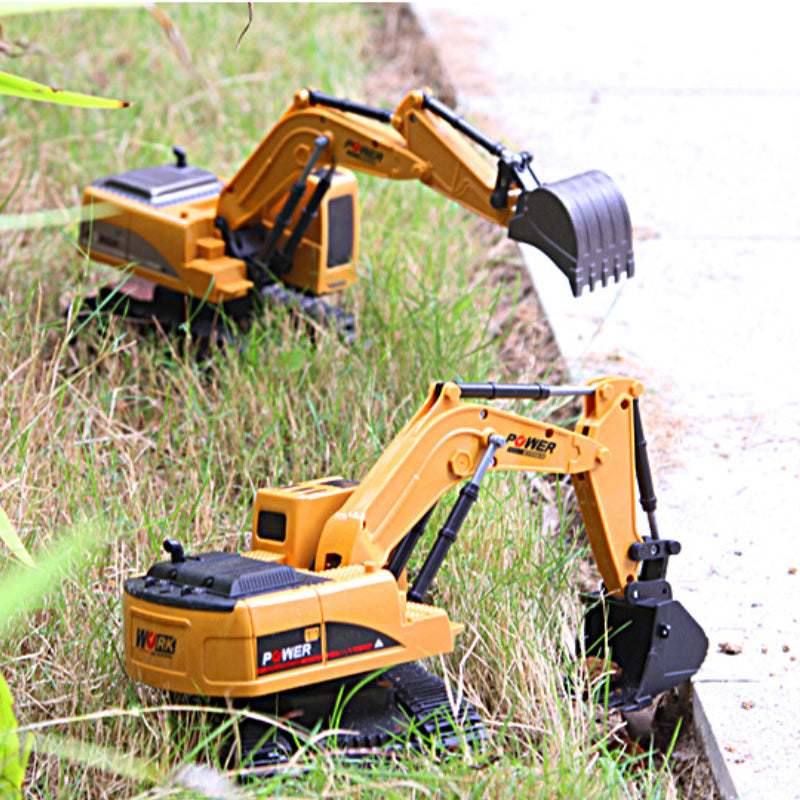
[{"left": 692, "top": 687, "right": 738, "bottom": 800}]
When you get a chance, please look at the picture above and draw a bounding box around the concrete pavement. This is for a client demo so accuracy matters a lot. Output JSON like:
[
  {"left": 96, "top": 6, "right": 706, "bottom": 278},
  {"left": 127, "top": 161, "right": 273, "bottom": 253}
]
[{"left": 414, "top": 3, "right": 800, "bottom": 798}]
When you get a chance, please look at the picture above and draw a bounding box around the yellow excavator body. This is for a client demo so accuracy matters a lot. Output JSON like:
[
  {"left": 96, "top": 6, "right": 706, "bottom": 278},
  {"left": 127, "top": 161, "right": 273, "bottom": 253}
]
[
  {"left": 123, "top": 378, "right": 707, "bottom": 726},
  {"left": 78, "top": 87, "right": 634, "bottom": 339},
  {"left": 124, "top": 559, "right": 459, "bottom": 699},
  {"left": 81, "top": 164, "right": 360, "bottom": 302}
]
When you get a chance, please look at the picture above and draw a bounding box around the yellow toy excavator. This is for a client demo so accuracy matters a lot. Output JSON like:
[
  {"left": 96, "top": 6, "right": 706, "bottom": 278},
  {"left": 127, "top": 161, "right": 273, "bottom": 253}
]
[
  {"left": 79, "top": 88, "right": 634, "bottom": 340},
  {"left": 123, "top": 377, "right": 707, "bottom": 766}
]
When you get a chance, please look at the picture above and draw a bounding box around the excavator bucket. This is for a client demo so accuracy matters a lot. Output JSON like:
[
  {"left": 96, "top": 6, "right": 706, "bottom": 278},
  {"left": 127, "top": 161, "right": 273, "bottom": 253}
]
[
  {"left": 508, "top": 170, "right": 634, "bottom": 296},
  {"left": 583, "top": 590, "right": 709, "bottom": 711}
]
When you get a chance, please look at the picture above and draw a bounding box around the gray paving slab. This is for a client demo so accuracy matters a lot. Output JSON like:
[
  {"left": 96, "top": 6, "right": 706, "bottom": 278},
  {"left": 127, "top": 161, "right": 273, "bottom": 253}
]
[{"left": 414, "top": 3, "right": 800, "bottom": 798}]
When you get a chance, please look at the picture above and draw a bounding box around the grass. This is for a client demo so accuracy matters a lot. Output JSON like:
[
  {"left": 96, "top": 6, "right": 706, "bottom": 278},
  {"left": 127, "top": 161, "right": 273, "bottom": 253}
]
[{"left": 1, "top": 5, "right": 680, "bottom": 798}]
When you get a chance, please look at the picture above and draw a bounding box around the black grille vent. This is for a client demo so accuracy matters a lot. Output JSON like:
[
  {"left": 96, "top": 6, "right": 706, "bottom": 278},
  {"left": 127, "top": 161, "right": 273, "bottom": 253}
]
[
  {"left": 95, "top": 164, "right": 223, "bottom": 208},
  {"left": 125, "top": 552, "right": 328, "bottom": 612}
]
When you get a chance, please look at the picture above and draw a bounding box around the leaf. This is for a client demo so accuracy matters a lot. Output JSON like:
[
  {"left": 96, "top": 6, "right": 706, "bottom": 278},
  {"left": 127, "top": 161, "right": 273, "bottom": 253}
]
[
  {"left": 0, "top": 508, "right": 34, "bottom": 569},
  {"left": 0, "top": 673, "right": 27, "bottom": 800},
  {"left": 0, "top": 69, "right": 130, "bottom": 108},
  {"left": 0, "top": 519, "right": 108, "bottom": 792}
]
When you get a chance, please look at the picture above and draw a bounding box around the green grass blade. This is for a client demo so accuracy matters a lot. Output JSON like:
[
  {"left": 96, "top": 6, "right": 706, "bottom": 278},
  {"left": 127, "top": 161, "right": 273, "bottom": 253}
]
[
  {"left": 0, "top": 518, "right": 107, "bottom": 636},
  {"left": 0, "top": 674, "right": 27, "bottom": 800},
  {"left": 0, "top": 202, "right": 120, "bottom": 232},
  {"left": 0, "top": 3, "right": 137, "bottom": 14},
  {"left": 0, "top": 69, "right": 130, "bottom": 108},
  {"left": 0, "top": 508, "right": 35, "bottom": 568},
  {"left": 34, "top": 732, "right": 158, "bottom": 785}
]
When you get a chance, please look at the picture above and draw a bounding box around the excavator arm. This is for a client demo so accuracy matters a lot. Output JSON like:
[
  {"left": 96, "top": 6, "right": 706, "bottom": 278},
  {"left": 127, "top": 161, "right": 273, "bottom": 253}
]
[
  {"left": 217, "top": 88, "right": 634, "bottom": 297},
  {"left": 312, "top": 377, "right": 707, "bottom": 709},
  {"left": 217, "top": 87, "right": 529, "bottom": 233},
  {"left": 216, "top": 90, "right": 431, "bottom": 231},
  {"left": 315, "top": 377, "right": 642, "bottom": 595}
]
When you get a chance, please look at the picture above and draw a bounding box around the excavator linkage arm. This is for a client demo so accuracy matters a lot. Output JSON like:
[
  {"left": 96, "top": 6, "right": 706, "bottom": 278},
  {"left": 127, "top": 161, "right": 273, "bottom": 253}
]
[
  {"left": 315, "top": 378, "right": 646, "bottom": 595},
  {"left": 217, "top": 88, "right": 635, "bottom": 296},
  {"left": 313, "top": 377, "right": 707, "bottom": 708}
]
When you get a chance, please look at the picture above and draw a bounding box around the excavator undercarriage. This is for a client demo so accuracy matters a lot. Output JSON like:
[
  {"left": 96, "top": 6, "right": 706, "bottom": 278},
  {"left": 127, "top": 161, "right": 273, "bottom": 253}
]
[{"left": 217, "top": 662, "right": 485, "bottom": 771}]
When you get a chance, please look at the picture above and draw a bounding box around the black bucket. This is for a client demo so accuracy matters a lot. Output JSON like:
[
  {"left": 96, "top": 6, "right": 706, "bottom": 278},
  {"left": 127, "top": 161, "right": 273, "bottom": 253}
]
[
  {"left": 508, "top": 170, "right": 634, "bottom": 297},
  {"left": 583, "top": 587, "right": 708, "bottom": 711}
]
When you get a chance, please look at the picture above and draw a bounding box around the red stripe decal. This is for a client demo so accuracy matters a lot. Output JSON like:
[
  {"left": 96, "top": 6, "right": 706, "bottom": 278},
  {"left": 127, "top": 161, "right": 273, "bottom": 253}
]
[{"left": 257, "top": 653, "right": 323, "bottom": 676}]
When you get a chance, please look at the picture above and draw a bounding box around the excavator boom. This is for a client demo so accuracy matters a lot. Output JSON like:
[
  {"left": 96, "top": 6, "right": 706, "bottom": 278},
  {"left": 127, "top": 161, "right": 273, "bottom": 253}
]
[
  {"left": 313, "top": 378, "right": 642, "bottom": 595},
  {"left": 218, "top": 88, "right": 634, "bottom": 296},
  {"left": 217, "top": 88, "right": 526, "bottom": 233}
]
